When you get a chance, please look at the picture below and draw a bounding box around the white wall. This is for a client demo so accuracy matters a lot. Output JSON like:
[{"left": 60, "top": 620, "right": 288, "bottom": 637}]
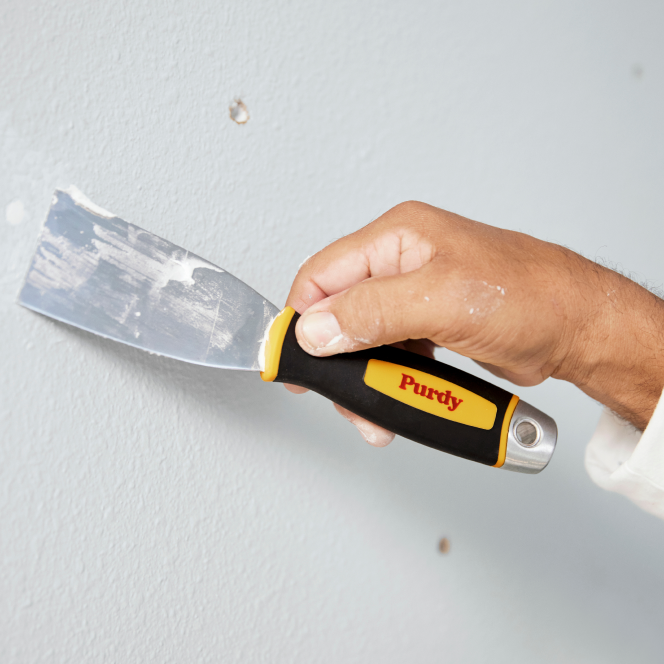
[{"left": 2, "top": 1, "right": 664, "bottom": 661}]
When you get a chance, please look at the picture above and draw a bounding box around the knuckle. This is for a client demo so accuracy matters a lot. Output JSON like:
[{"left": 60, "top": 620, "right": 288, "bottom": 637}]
[
  {"left": 387, "top": 200, "right": 434, "bottom": 226},
  {"left": 379, "top": 201, "right": 458, "bottom": 248},
  {"left": 392, "top": 200, "right": 427, "bottom": 215},
  {"left": 366, "top": 200, "right": 431, "bottom": 232}
]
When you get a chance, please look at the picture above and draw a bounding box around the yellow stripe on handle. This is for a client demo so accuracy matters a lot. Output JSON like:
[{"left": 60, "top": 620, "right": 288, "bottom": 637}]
[
  {"left": 260, "top": 306, "right": 296, "bottom": 382},
  {"left": 494, "top": 394, "right": 520, "bottom": 468}
]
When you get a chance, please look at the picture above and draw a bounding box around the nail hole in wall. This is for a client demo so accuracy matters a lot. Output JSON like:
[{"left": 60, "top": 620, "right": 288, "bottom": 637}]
[
  {"left": 229, "top": 100, "right": 250, "bottom": 124},
  {"left": 438, "top": 537, "right": 450, "bottom": 554}
]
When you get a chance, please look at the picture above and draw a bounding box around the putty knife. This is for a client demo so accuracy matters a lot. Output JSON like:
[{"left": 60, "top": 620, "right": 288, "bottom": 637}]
[{"left": 19, "top": 188, "right": 557, "bottom": 473}]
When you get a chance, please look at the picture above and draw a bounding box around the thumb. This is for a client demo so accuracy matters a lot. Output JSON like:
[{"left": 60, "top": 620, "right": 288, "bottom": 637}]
[{"left": 294, "top": 264, "right": 442, "bottom": 356}]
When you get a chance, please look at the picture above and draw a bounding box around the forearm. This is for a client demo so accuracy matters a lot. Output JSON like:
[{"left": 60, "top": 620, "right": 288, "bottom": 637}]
[{"left": 556, "top": 257, "right": 664, "bottom": 430}]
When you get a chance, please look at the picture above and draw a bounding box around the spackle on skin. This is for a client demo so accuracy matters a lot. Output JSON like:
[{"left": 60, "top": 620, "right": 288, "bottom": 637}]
[
  {"left": 353, "top": 418, "right": 393, "bottom": 447},
  {"left": 325, "top": 334, "right": 343, "bottom": 348},
  {"left": 459, "top": 279, "right": 505, "bottom": 322},
  {"left": 298, "top": 255, "right": 313, "bottom": 270},
  {"left": 357, "top": 420, "right": 377, "bottom": 444},
  {"left": 336, "top": 396, "right": 394, "bottom": 447},
  {"left": 424, "top": 296, "right": 430, "bottom": 302}
]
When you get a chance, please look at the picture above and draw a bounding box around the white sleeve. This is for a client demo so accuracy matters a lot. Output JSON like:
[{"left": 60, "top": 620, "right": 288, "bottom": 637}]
[{"left": 585, "top": 388, "right": 664, "bottom": 520}]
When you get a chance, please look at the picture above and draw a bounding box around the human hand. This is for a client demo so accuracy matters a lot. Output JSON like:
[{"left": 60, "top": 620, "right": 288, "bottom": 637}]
[{"left": 284, "top": 202, "right": 664, "bottom": 440}]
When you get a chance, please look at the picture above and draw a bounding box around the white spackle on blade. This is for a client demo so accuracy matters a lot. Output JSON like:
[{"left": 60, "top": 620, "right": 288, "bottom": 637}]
[
  {"left": 159, "top": 255, "right": 225, "bottom": 287},
  {"left": 30, "top": 211, "right": 226, "bottom": 332},
  {"left": 257, "top": 332, "right": 270, "bottom": 372},
  {"left": 27, "top": 224, "right": 100, "bottom": 294},
  {"left": 64, "top": 186, "right": 116, "bottom": 219},
  {"left": 117, "top": 293, "right": 140, "bottom": 325},
  {"left": 258, "top": 308, "right": 286, "bottom": 372},
  {"left": 89, "top": 220, "right": 225, "bottom": 299}
]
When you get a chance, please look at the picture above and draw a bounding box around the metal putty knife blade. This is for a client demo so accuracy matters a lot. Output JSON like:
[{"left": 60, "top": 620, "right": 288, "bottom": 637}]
[{"left": 18, "top": 188, "right": 279, "bottom": 371}]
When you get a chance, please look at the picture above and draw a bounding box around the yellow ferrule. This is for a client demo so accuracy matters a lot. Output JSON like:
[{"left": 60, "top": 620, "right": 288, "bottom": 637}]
[
  {"left": 260, "top": 306, "right": 296, "bottom": 382},
  {"left": 494, "top": 394, "right": 520, "bottom": 467}
]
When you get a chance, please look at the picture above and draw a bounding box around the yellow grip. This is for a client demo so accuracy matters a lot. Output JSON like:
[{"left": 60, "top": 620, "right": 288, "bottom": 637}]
[
  {"left": 260, "top": 306, "right": 296, "bottom": 382},
  {"left": 363, "top": 360, "right": 498, "bottom": 429},
  {"left": 363, "top": 359, "right": 519, "bottom": 469}
]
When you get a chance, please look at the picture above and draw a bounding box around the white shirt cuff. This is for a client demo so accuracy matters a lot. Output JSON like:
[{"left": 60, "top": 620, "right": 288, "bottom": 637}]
[{"left": 585, "top": 388, "right": 664, "bottom": 520}]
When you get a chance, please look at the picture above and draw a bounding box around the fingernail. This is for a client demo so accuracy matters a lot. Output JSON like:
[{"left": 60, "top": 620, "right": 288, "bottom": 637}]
[{"left": 299, "top": 311, "right": 343, "bottom": 354}]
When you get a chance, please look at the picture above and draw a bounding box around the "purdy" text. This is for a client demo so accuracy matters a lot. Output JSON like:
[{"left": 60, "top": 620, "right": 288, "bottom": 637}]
[{"left": 398, "top": 374, "right": 463, "bottom": 412}]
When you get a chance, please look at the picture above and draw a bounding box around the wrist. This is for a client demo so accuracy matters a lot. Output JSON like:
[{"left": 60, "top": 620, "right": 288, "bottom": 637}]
[{"left": 556, "top": 261, "right": 664, "bottom": 430}]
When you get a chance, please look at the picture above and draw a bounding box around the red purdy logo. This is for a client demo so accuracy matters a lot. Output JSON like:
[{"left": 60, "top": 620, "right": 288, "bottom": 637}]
[{"left": 398, "top": 374, "right": 463, "bottom": 412}]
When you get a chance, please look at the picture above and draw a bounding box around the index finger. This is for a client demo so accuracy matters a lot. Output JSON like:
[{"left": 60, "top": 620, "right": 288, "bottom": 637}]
[
  {"left": 285, "top": 215, "right": 433, "bottom": 313},
  {"left": 286, "top": 240, "right": 374, "bottom": 313}
]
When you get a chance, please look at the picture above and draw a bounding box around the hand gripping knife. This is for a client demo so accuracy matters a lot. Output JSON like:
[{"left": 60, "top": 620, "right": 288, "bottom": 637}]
[{"left": 19, "top": 188, "right": 557, "bottom": 473}]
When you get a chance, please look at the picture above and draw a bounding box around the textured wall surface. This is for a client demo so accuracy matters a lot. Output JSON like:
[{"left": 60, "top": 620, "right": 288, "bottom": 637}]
[{"left": 2, "top": 1, "right": 664, "bottom": 662}]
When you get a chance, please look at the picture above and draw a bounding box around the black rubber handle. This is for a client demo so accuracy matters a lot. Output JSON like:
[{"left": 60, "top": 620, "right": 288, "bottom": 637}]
[{"left": 273, "top": 313, "right": 515, "bottom": 466}]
